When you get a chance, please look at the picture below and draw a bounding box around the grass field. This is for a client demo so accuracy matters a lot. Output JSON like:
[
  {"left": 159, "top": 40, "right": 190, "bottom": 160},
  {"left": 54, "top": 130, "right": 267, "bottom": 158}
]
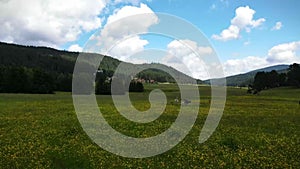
[{"left": 1, "top": 85, "right": 300, "bottom": 168}]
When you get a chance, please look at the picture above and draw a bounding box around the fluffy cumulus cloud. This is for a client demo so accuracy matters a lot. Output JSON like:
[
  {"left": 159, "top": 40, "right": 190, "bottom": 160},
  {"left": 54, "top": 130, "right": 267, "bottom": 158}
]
[
  {"left": 109, "top": 36, "right": 149, "bottom": 61},
  {"left": 223, "top": 41, "right": 300, "bottom": 76},
  {"left": 161, "top": 39, "right": 214, "bottom": 79},
  {"left": 212, "top": 6, "right": 265, "bottom": 41},
  {"left": 271, "top": 21, "right": 283, "bottom": 31},
  {"left": 90, "top": 3, "right": 158, "bottom": 60},
  {"left": 0, "top": 0, "right": 106, "bottom": 47},
  {"left": 68, "top": 44, "right": 83, "bottom": 52},
  {"left": 105, "top": 3, "right": 157, "bottom": 26},
  {"left": 267, "top": 41, "right": 300, "bottom": 63},
  {"left": 223, "top": 56, "right": 268, "bottom": 76},
  {"left": 167, "top": 39, "right": 213, "bottom": 57}
]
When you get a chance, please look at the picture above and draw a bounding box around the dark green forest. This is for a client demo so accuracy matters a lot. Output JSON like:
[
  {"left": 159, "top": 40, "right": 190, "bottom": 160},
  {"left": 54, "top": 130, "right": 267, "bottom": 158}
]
[{"left": 0, "top": 66, "right": 55, "bottom": 94}]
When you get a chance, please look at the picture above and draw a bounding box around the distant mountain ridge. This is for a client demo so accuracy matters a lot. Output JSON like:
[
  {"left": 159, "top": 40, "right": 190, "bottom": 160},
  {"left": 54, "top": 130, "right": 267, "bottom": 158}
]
[
  {"left": 205, "top": 64, "right": 290, "bottom": 86},
  {"left": 252, "top": 65, "right": 289, "bottom": 73}
]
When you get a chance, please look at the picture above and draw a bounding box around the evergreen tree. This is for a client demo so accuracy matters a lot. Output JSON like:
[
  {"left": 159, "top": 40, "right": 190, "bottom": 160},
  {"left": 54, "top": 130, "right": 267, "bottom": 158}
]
[{"left": 287, "top": 63, "right": 300, "bottom": 87}]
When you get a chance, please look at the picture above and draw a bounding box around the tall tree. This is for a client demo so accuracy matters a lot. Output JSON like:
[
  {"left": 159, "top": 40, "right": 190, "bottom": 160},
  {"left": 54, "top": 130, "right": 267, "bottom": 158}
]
[
  {"left": 31, "top": 69, "right": 54, "bottom": 94},
  {"left": 253, "top": 71, "right": 267, "bottom": 92},
  {"left": 2, "top": 67, "right": 30, "bottom": 93},
  {"left": 287, "top": 63, "right": 300, "bottom": 87}
]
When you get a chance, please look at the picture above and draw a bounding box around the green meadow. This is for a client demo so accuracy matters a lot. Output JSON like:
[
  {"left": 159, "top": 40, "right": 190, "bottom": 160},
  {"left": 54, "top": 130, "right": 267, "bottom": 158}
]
[{"left": 1, "top": 85, "right": 299, "bottom": 168}]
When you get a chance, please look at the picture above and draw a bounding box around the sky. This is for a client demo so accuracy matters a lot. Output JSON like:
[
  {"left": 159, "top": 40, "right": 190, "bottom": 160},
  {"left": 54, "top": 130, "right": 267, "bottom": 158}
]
[{"left": 0, "top": 0, "right": 299, "bottom": 79}]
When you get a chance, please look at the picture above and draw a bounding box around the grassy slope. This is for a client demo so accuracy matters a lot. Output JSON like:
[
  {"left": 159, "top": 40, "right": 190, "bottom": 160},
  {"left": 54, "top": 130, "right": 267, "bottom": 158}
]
[{"left": 0, "top": 86, "right": 299, "bottom": 168}]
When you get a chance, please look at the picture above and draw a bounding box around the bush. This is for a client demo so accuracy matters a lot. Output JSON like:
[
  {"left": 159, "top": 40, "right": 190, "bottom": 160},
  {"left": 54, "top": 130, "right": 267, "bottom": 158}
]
[{"left": 129, "top": 81, "right": 144, "bottom": 92}]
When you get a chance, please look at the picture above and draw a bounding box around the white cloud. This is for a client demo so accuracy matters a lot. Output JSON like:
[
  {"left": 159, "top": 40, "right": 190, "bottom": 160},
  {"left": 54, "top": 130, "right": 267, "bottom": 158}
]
[
  {"left": 267, "top": 41, "right": 300, "bottom": 63},
  {"left": 161, "top": 39, "right": 214, "bottom": 79},
  {"left": 223, "top": 41, "right": 300, "bottom": 76},
  {"left": 68, "top": 44, "right": 83, "bottom": 52},
  {"left": 223, "top": 56, "right": 269, "bottom": 76},
  {"left": 89, "top": 3, "right": 158, "bottom": 60},
  {"left": 271, "top": 22, "right": 283, "bottom": 31},
  {"left": 167, "top": 39, "right": 213, "bottom": 57},
  {"left": 0, "top": 0, "right": 106, "bottom": 47},
  {"left": 106, "top": 3, "right": 157, "bottom": 25},
  {"left": 212, "top": 25, "right": 240, "bottom": 41},
  {"left": 212, "top": 6, "right": 265, "bottom": 41},
  {"left": 109, "top": 36, "right": 149, "bottom": 60}
]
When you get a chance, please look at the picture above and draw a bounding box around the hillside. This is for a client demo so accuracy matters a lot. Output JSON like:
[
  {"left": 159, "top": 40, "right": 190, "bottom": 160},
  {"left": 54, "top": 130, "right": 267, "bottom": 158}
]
[
  {"left": 0, "top": 42, "right": 123, "bottom": 73},
  {"left": 0, "top": 42, "right": 196, "bottom": 84},
  {"left": 205, "top": 65, "right": 290, "bottom": 86}
]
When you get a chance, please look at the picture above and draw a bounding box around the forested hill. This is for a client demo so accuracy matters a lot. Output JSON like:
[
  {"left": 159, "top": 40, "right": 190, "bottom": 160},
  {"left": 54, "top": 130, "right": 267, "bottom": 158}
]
[
  {"left": 0, "top": 42, "right": 122, "bottom": 73},
  {"left": 0, "top": 42, "right": 197, "bottom": 88}
]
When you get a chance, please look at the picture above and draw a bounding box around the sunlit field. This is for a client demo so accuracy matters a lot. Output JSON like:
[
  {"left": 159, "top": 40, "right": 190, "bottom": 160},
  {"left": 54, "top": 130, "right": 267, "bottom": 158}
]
[{"left": 1, "top": 85, "right": 299, "bottom": 168}]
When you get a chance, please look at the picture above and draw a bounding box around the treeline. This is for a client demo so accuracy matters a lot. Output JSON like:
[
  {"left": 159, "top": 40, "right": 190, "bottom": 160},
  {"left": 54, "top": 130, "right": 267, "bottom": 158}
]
[
  {"left": 0, "top": 66, "right": 72, "bottom": 94},
  {"left": 248, "top": 63, "right": 300, "bottom": 94},
  {"left": 95, "top": 70, "right": 144, "bottom": 95},
  {"left": 137, "top": 68, "right": 175, "bottom": 83},
  {"left": 0, "top": 66, "right": 145, "bottom": 94}
]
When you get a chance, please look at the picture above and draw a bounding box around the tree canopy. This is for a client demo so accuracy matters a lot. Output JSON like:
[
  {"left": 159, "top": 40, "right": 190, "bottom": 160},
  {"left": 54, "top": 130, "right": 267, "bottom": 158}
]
[{"left": 249, "top": 63, "right": 299, "bottom": 94}]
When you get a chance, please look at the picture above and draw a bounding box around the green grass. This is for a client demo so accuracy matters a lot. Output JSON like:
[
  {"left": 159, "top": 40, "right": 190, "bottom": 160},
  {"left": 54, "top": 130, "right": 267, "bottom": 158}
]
[{"left": 1, "top": 85, "right": 299, "bottom": 168}]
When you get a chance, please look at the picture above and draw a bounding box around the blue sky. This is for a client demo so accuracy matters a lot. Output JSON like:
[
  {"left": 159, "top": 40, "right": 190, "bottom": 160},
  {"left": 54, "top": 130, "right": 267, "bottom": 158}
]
[{"left": 0, "top": 0, "right": 299, "bottom": 79}]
